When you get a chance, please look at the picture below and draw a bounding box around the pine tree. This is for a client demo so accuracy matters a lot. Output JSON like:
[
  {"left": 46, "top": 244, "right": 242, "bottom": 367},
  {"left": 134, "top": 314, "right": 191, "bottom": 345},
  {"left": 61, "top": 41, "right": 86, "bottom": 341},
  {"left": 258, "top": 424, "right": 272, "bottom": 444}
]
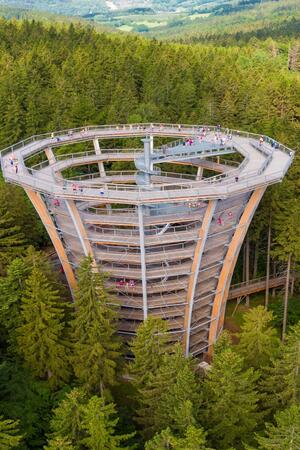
[
  {"left": 255, "top": 405, "right": 300, "bottom": 450},
  {"left": 70, "top": 257, "right": 121, "bottom": 397},
  {"left": 213, "top": 330, "right": 232, "bottom": 355},
  {"left": 260, "top": 322, "right": 300, "bottom": 415},
  {"left": 48, "top": 388, "right": 86, "bottom": 449},
  {"left": 48, "top": 389, "right": 132, "bottom": 450},
  {"left": 145, "top": 425, "right": 213, "bottom": 450},
  {"left": 236, "top": 306, "right": 280, "bottom": 370},
  {"left": 17, "top": 267, "right": 70, "bottom": 388},
  {"left": 129, "top": 316, "right": 169, "bottom": 390},
  {"left": 0, "top": 209, "right": 26, "bottom": 274},
  {"left": 137, "top": 344, "right": 200, "bottom": 439},
  {"left": 0, "top": 416, "right": 23, "bottom": 450},
  {"left": 0, "top": 257, "right": 29, "bottom": 353},
  {"left": 202, "top": 348, "right": 260, "bottom": 449},
  {"left": 81, "top": 396, "right": 133, "bottom": 450}
]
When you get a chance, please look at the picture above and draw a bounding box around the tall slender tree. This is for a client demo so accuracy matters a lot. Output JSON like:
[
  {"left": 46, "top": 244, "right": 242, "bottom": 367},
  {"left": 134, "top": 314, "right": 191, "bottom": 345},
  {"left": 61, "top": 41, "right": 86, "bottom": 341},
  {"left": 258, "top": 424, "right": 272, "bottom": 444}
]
[
  {"left": 129, "top": 316, "right": 169, "bottom": 390},
  {"left": 236, "top": 306, "right": 280, "bottom": 370},
  {"left": 137, "top": 344, "right": 200, "bottom": 439},
  {"left": 48, "top": 388, "right": 86, "bottom": 449},
  {"left": 17, "top": 267, "right": 70, "bottom": 388},
  {"left": 70, "top": 257, "right": 121, "bottom": 397},
  {"left": 260, "top": 322, "right": 300, "bottom": 415},
  {"left": 81, "top": 396, "right": 133, "bottom": 450},
  {"left": 0, "top": 209, "right": 26, "bottom": 274},
  {"left": 202, "top": 348, "right": 260, "bottom": 449}
]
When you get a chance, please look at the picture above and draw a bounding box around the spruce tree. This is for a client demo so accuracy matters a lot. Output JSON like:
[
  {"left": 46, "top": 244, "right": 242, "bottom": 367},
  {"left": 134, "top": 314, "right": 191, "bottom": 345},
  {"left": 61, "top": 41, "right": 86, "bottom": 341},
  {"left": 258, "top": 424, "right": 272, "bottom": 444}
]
[
  {"left": 145, "top": 425, "right": 213, "bottom": 450},
  {"left": 260, "top": 322, "right": 300, "bottom": 415},
  {"left": 129, "top": 316, "right": 169, "bottom": 390},
  {"left": 0, "top": 209, "right": 26, "bottom": 274},
  {"left": 0, "top": 257, "right": 29, "bottom": 353},
  {"left": 0, "top": 416, "right": 23, "bottom": 450},
  {"left": 48, "top": 388, "right": 86, "bottom": 449},
  {"left": 17, "top": 267, "right": 70, "bottom": 388},
  {"left": 137, "top": 344, "right": 200, "bottom": 439},
  {"left": 255, "top": 404, "right": 300, "bottom": 450},
  {"left": 236, "top": 306, "right": 280, "bottom": 370},
  {"left": 202, "top": 348, "right": 260, "bottom": 449},
  {"left": 81, "top": 396, "right": 133, "bottom": 450},
  {"left": 70, "top": 257, "right": 121, "bottom": 397},
  {"left": 48, "top": 389, "right": 132, "bottom": 450},
  {"left": 213, "top": 330, "right": 232, "bottom": 355}
]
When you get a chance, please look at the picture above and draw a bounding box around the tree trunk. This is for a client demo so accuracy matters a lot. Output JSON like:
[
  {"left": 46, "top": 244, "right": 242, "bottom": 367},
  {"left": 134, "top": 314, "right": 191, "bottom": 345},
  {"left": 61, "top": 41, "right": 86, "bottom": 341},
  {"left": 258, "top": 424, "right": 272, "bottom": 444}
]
[
  {"left": 282, "top": 253, "right": 292, "bottom": 342},
  {"left": 253, "top": 240, "right": 259, "bottom": 279},
  {"left": 245, "top": 234, "right": 250, "bottom": 307},
  {"left": 265, "top": 218, "right": 272, "bottom": 308}
]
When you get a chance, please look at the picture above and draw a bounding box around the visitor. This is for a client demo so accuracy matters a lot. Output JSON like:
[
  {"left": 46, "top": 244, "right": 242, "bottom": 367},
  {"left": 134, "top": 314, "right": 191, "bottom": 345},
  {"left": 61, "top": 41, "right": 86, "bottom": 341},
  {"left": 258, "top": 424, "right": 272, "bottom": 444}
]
[
  {"left": 235, "top": 176, "right": 239, "bottom": 182},
  {"left": 72, "top": 183, "right": 77, "bottom": 193},
  {"left": 100, "top": 188, "right": 105, "bottom": 196},
  {"left": 259, "top": 136, "right": 264, "bottom": 146}
]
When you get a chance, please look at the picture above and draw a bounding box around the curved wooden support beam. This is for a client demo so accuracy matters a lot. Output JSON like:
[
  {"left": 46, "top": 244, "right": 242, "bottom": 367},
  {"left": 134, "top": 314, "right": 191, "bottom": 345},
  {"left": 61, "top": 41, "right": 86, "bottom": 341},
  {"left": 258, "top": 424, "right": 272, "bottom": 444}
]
[
  {"left": 183, "top": 200, "right": 217, "bottom": 356},
  {"left": 25, "top": 189, "right": 77, "bottom": 291},
  {"left": 207, "top": 188, "right": 266, "bottom": 356},
  {"left": 44, "top": 147, "right": 56, "bottom": 165},
  {"left": 65, "top": 199, "right": 96, "bottom": 263}
]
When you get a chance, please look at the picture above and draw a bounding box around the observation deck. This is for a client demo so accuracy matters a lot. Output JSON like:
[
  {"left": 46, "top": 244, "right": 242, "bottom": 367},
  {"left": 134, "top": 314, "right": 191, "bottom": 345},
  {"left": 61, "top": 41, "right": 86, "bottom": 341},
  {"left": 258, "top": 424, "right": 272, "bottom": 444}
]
[{"left": 1, "top": 123, "right": 293, "bottom": 357}]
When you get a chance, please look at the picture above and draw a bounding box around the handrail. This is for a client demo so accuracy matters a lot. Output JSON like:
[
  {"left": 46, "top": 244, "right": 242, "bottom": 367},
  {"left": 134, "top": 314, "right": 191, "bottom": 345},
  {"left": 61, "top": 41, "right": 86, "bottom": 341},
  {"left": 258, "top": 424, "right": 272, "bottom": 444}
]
[
  {"left": 230, "top": 270, "right": 287, "bottom": 290},
  {"left": 0, "top": 123, "right": 294, "bottom": 158}
]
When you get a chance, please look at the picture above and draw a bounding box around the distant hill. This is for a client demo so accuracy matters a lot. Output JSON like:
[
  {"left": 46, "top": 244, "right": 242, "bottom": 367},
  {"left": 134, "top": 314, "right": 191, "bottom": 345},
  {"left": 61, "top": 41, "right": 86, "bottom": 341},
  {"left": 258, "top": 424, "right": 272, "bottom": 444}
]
[{"left": 0, "top": 0, "right": 299, "bottom": 40}]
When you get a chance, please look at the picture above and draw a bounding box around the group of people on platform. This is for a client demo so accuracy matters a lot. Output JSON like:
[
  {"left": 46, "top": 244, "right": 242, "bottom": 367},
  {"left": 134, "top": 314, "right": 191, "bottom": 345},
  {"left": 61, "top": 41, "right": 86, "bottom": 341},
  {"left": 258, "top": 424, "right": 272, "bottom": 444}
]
[{"left": 116, "top": 279, "right": 136, "bottom": 288}]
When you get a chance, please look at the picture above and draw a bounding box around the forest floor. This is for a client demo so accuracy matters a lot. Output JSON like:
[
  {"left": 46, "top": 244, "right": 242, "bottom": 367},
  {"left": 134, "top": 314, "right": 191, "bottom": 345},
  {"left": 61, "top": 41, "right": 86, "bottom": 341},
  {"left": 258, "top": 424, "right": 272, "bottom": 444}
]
[{"left": 224, "top": 293, "right": 300, "bottom": 340}]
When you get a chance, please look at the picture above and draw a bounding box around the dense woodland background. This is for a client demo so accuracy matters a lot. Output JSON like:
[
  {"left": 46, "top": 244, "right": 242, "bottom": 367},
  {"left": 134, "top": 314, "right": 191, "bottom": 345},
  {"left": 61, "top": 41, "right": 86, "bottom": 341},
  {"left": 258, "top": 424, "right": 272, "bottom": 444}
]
[{"left": 0, "top": 18, "right": 299, "bottom": 449}]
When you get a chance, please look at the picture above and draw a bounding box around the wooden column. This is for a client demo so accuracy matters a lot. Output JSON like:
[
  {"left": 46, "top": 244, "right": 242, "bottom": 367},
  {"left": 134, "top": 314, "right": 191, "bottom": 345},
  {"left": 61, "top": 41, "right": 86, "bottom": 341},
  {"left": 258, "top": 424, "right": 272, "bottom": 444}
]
[
  {"left": 65, "top": 199, "right": 96, "bottom": 263},
  {"left": 25, "top": 189, "right": 77, "bottom": 291},
  {"left": 93, "top": 138, "right": 106, "bottom": 177},
  {"left": 207, "top": 188, "right": 266, "bottom": 356},
  {"left": 44, "top": 147, "right": 56, "bottom": 165},
  {"left": 183, "top": 200, "right": 217, "bottom": 356}
]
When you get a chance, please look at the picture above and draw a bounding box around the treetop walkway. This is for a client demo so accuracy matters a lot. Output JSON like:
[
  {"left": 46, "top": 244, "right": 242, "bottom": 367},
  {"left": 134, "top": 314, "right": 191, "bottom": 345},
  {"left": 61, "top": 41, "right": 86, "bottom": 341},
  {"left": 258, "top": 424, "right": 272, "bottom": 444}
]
[{"left": 0, "top": 123, "right": 294, "bottom": 358}]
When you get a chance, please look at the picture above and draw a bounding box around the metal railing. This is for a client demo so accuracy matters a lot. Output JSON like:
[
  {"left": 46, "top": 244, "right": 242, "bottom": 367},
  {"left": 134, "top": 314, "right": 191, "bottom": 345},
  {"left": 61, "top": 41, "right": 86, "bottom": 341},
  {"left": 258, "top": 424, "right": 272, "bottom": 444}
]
[{"left": 0, "top": 122, "right": 294, "bottom": 158}]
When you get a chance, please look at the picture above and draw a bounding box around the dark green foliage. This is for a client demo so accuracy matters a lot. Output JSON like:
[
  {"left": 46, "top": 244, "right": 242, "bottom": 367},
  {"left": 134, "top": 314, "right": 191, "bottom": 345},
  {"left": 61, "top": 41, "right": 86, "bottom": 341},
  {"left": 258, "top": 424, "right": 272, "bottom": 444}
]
[
  {"left": 269, "top": 296, "right": 300, "bottom": 329},
  {"left": 236, "top": 306, "right": 280, "bottom": 370},
  {"left": 129, "top": 316, "right": 169, "bottom": 390},
  {"left": 0, "top": 16, "right": 299, "bottom": 450},
  {"left": 145, "top": 425, "right": 213, "bottom": 450},
  {"left": 70, "top": 257, "right": 121, "bottom": 397},
  {"left": 255, "top": 404, "right": 300, "bottom": 450},
  {"left": 136, "top": 344, "right": 200, "bottom": 439},
  {"left": 48, "top": 388, "right": 133, "bottom": 449},
  {"left": 202, "top": 349, "right": 261, "bottom": 449},
  {"left": 260, "top": 322, "right": 300, "bottom": 416},
  {"left": 0, "top": 361, "right": 52, "bottom": 449},
  {"left": 17, "top": 267, "right": 70, "bottom": 388},
  {"left": 0, "top": 208, "right": 26, "bottom": 274}
]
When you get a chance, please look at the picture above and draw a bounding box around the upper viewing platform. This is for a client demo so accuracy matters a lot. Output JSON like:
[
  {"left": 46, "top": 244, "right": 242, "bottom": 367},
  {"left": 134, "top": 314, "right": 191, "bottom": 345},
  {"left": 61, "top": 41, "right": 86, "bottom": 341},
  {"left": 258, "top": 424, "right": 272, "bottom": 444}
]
[{"left": 0, "top": 123, "right": 294, "bottom": 205}]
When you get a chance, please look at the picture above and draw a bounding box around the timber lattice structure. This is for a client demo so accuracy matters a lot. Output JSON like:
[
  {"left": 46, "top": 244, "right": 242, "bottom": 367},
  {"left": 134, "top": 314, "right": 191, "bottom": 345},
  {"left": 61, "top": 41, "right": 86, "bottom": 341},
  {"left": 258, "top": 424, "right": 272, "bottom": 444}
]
[{"left": 0, "top": 123, "right": 294, "bottom": 357}]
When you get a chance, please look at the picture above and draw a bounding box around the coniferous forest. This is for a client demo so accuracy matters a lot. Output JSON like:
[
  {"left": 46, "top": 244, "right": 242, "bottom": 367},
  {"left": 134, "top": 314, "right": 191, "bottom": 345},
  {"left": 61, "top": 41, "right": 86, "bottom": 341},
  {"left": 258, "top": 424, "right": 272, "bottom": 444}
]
[{"left": 0, "top": 18, "right": 300, "bottom": 449}]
